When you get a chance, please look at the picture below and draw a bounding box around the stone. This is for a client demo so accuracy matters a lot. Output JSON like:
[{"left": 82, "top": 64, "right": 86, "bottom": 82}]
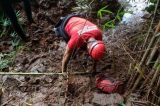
[
  {"left": 59, "top": 97, "right": 66, "bottom": 105},
  {"left": 32, "top": 93, "right": 46, "bottom": 103},
  {"left": 30, "top": 63, "right": 46, "bottom": 73},
  {"left": 83, "top": 103, "right": 93, "bottom": 106},
  {"left": 34, "top": 102, "right": 48, "bottom": 106},
  {"left": 92, "top": 92, "right": 124, "bottom": 106},
  {"left": 44, "top": 77, "right": 53, "bottom": 83}
]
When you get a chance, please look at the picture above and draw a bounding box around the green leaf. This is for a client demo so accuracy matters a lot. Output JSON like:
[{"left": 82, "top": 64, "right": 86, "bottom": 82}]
[
  {"left": 116, "top": 15, "right": 121, "bottom": 21},
  {"left": 119, "top": 102, "right": 126, "bottom": 106},
  {"left": 16, "top": 11, "right": 21, "bottom": 17},
  {"left": 0, "top": 59, "right": 10, "bottom": 70},
  {"left": 100, "top": 5, "right": 107, "bottom": 11},
  {"left": 97, "top": 6, "right": 112, "bottom": 19},
  {"left": 103, "top": 20, "right": 115, "bottom": 30},
  {"left": 101, "top": 10, "right": 112, "bottom": 14},
  {"left": 2, "top": 19, "right": 11, "bottom": 27},
  {"left": 97, "top": 11, "right": 103, "bottom": 19}
]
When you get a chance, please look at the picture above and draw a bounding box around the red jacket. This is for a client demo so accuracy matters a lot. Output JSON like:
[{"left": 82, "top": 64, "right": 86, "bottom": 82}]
[{"left": 65, "top": 17, "right": 102, "bottom": 50}]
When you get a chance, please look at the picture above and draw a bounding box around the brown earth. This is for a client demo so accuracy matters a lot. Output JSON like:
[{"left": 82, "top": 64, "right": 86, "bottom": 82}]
[{"left": 0, "top": 0, "right": 145, "bottom": 105}]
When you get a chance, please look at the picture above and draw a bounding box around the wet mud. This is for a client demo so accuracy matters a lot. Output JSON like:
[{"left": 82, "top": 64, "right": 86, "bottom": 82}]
[{"left": 0, "top": 0, "right": 145, "bottom": 105}]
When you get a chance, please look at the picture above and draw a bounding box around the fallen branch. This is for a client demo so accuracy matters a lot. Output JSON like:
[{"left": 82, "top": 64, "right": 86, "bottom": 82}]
[
  {"left": 149, "top": 65, "right": 160, "bottom": 89},
  {"left": 1, "top": 97, "right": 13, "bottom": 106},
  {"left": 146, "top": 45, "right": 159, "bottom": 66},
  {"left": 0, "top": 88, "right": 2, "bottom": 105},
  {"left": 152, "top": 78, "right": 160, "bottom": 106},
  {"left": 142, "top": 0, "right": 160, "bottom": 48},
  {"left": 147, "top": 65, "right": 160, "bottom": 100},
  {"left": 130, "top": 100, "right": 148, "bottom": 105},
  {"left": 130, "top": 33, "right": 160, "bottom": 92},
  {"left": 141, "top": 33, "right": 160, "bottom": 66},
  {"left": 155, "top": 21, "right": 160, "bottom": 33},
  {"left": 140, "top": 55, "right": 160, "bottom": 89}
]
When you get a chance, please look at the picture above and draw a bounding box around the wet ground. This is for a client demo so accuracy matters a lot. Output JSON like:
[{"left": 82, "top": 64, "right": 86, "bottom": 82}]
[{"left": 0, "top": 0, "right": 148, "bottom": 105}]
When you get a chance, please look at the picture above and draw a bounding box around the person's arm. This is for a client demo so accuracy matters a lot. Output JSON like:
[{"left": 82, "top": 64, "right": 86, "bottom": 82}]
[{"left": 62, "top": 45, "right": 73, "bottom": 73}]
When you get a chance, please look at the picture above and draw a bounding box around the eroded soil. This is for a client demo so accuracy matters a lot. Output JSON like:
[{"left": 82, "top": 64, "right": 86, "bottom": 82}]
[{"left": 0, "top": 0, "right": 145, "bottom": 105}]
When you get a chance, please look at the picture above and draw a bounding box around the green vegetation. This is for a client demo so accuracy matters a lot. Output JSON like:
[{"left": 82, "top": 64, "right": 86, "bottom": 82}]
[
  {"left": 97, "top": 6, "right": 112, "bottom": 19},
  {"left": 0, "top": 42, "right": 24, "bottom": 71},
  {"left": 0, "top": 10, "right": 24, "bottom": 38},
  {"left": 11, "top": 32, "right": 22, "bottom": 48},
  {"left": 145, "top": 0, "right": 159, "bottom": 12},
  {"left": 0, "top": 13, "right": 11, "bottom": 37},
  {"left": 72, "top": 0, "right": 125, "bottom": 30},
  {"left": 0, "top": 51, "right": 16, "bottom": 71},
  {"left": 72, "top": 0, "right": 91, "bottom": 14},
  {"left": 97, "top": 6, "right": 125, "bottom": 30},
  {"left": 119, "top": 102, "right": 126, "bottom": 106},
  {"left": 0, "top": 11, "right": 24, "bottom": 71}
]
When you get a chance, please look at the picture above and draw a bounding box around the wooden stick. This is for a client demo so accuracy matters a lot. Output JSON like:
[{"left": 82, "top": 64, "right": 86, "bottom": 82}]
[
  {"left": 151, "top": 77, "right": 160, "bottom": 105},
  {"left": 121, "top": 33, "right": 158, "bottom": 92},
  {"left": 1, "top": 97, "right": 13, "bottom": 106},
  {"left": 140, "top": 55, "right": 160, "bottom": 89},
  {"left": 146, "top": 45, "right": 159, "bottom": 66},
  {"left": 140, "top": 33, "right": 160, "bottom": 66},
  {"left": 149, "top": 64, "right": 160, "bottom": 88},
  {"left": 155, "top": 21, "right": 160, "bottom": 33},
  {"left": 142, "top": 0, "right": 160, "bottom": 48},
  {"left": 130, "top": 100, "right": 148, "bottom": 105},
  {"left": 0, "top": 88, "right": 2, "bottom": 105},
  {"left": 146, "top": 36, "right": 160, "bottom": 65},
  {"left": 145, "top": 65, "right": 160, "bottom": 102},
  {"left": 131, "top": 33, "right": 160, "bottom": 92}
]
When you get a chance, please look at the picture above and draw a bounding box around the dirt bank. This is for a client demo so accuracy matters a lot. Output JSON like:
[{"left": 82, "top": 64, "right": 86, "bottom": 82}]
[{"left": 0, "top": 0, "right": 147, "bottom": 105}]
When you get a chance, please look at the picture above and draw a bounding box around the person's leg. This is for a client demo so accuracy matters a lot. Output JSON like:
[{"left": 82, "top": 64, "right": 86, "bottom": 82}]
[
  {"left": 22, "top": 0, "right": 34, "bottom": 23},
  {"left": 1, "top": 0, "right": 26, "bottom": 40}
]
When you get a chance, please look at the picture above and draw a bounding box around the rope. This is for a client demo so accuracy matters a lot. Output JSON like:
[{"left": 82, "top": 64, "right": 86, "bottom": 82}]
[{"left": 0, "top": 72, "right": 92, "bottom": 75}]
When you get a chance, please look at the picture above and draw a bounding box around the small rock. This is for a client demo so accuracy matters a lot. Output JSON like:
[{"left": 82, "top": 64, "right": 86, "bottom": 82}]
[
  {"left": 92, "top": 92, "right": 124, "bottom": 106},
  {"left": 15, "top": 63, "right": 24, "bottom": 71},
  {"left": 0, "top": 87, "right": 3, "bottom": 96},
  {"left": 30, "top": 63, "right": 46, "bottom": 73},
  {"left": 59, "top": 97, "right": 66, "bottom": 104},
  {"left": 142, "top": 12, "right": 151, "bottom": 19},
  {"left": 32, "top": 93, "right": 46, "bottom": 103},
  {"left": 44, "top": 77, "right": 53, "bottom": 83},
  {"left": 58, "top": 41, "right": 66, "bottom": 51},
  {"left": 22, "top": 57, "right": 29, "bottom": 65},
  {"left": 2, "top": 75, "right": 8, "bottom": 83},
  {"left": 83, "top": 103, "right": 93, "bottom": 106},
  {"left": 31, "top": 79, "right": 40, "bottom": 85},
  {"left": 50, "top": 103, "right": 59, "bottom": 106},
  {"left": 3, "top": 76, "right": 20, "bottom": 87},
  {"left": 34, "top": 102, "right": 48, "bottom": 106},
  {"left": 13, "top": 75, "right": 25, "bottom": 82},
  {"left": 29, "top": 59, "right": 47, "bottom": 73},
  {"left": 24, "top": 76, "right": 31, "bottom": 82}
]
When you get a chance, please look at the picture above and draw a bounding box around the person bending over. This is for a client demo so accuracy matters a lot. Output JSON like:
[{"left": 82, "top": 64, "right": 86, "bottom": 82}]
[{"left": 54, "top": 14, "right": 106, "bottom": 73}]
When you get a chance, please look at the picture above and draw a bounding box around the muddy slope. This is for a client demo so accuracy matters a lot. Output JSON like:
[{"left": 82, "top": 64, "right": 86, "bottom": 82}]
[{"left": 0, "top": 0, "right": 143, "bottom": 105}]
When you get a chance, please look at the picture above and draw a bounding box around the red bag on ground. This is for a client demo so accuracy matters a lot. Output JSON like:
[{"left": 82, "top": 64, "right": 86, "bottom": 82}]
[{"left": 96, "top": 76, "right": 124, "bottom": 94}]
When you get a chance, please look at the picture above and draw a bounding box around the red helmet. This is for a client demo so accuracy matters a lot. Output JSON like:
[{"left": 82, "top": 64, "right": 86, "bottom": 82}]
[{"left": 88, "top": 41, "right": 106, "bottom": 60}]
